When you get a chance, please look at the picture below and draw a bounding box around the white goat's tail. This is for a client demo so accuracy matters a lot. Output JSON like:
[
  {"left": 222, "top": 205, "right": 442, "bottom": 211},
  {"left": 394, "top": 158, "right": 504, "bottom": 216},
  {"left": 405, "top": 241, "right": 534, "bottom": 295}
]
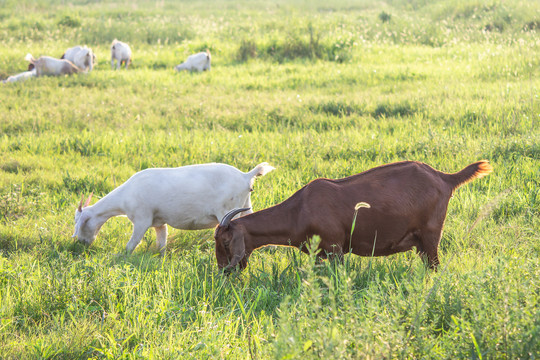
[
  {"left": 25, "top": 53, "right": 35, "bottom": 63},
  {"left": 248, "top": 162, "right": 275, "bottom": 178}
]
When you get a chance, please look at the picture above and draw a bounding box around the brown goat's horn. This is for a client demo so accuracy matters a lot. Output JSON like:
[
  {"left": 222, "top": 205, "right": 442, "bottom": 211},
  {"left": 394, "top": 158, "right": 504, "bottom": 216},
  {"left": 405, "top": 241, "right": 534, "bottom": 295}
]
[
  {"left": 77, "top": 194, "right": 85, "bottom": 212},
  {"left": 84, "top": 192, "right": 93, "bottom": 208},
  {"left": 219, "top": 208, "right": 251, "bottom": 227}
]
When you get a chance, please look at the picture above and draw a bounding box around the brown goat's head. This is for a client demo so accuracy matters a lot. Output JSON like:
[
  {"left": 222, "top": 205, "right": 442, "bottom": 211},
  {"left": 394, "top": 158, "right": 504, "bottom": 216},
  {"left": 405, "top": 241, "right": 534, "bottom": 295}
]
[{"left": 214, "top": 208, "right": 250, "bottom": 274}]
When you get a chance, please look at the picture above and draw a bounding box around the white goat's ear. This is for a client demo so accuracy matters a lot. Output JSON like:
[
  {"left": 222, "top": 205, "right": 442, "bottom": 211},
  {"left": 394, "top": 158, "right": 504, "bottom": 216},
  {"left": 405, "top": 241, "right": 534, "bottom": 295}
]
[
  {"left": 77, "top": 194, "right": 85, "bottom": 212},
  {"left": 84, "top": 192, "right": 93, "bottom": 208},
  {"left": 77, "top": 192, "right": 93, "bottom": 212}
]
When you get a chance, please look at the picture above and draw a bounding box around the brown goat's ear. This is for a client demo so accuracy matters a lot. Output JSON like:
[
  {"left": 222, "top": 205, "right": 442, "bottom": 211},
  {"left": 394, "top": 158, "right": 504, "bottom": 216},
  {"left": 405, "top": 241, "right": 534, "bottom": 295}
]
[{"left": 226, "top": 230, "right": 246, "bottom": 270}]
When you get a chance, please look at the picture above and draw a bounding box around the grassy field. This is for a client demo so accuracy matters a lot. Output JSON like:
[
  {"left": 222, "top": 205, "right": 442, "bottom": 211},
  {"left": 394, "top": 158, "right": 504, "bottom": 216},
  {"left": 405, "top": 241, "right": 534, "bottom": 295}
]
[{"left": 0, "top": 0, "right": 539, "bottom": 358}]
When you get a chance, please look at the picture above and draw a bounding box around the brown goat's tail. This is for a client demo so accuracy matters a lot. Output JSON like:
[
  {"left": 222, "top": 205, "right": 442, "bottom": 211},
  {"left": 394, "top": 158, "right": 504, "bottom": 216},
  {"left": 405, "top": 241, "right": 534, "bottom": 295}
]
[{"left": 443, "top": 160, "right": 493, "bottom": 190}]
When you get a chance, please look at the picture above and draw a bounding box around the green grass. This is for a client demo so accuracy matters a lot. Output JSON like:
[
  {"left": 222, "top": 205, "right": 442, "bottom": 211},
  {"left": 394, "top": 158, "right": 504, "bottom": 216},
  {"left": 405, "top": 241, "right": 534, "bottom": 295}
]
[{"left": 0, "top": 0, "right": 539, "bottom": 358}]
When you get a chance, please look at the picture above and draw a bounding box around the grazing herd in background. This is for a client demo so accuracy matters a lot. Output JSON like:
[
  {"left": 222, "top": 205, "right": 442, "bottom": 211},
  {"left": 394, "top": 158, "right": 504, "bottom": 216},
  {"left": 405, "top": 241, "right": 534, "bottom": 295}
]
[
  {"left": 3, "top": 68, "right": 36, "bottom": 83},
  {"left": 174, "top": 50, "right": 211, "bottom": 72},
  {"left": 2, "top": 39, "right": 212, "bottom": 83},
  {"left": 25, "top": 53, "right": 82, "bottom": 77},
  {"left": 110, "top": 39, "right": 132, "bottom": 70},
  {"left": 61, "top": 45, "right": 96, "bottom": 71}
]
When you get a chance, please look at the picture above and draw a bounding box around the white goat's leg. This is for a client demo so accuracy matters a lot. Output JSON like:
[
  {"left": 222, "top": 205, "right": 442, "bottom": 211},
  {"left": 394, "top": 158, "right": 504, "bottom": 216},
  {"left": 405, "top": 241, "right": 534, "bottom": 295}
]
[
  {"left": 126, "top": 220, "right": 151, "bottom": 253},
  {"left": 111, "top": 59, "right": 115, "bottom": 70},
  {"left": 125, "top": 60, "right": 129, "bottom": 70},
  {"left": 154, "top": 224, "right": 168, "bottom": 254}
]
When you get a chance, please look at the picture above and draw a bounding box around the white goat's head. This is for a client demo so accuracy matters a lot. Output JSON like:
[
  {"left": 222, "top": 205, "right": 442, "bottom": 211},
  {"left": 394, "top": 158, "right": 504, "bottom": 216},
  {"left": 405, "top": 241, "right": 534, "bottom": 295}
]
[{"left": 72, "top": 193, "right": 96, "bottom": 245}]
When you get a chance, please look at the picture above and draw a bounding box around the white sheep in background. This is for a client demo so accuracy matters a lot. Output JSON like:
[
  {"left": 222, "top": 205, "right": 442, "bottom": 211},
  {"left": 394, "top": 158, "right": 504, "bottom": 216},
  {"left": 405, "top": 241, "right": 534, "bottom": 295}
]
[
  {"left": 111, "top": 39, "right": 132, "bottom": 70},
  {"left": 3, "top": 69, "right": 36, "bottom": 83},
  {"left": 61, "top": 46, "right": 96, "bottom": 72},
  {"left": 175, "top": 51, "right": 211, "bottom": 72},
  {"left": 72, "top": 162, "right": 275, "bottom": 254},
  {"left": 25, "top": 54, "right": 82, "bottom": 76}
]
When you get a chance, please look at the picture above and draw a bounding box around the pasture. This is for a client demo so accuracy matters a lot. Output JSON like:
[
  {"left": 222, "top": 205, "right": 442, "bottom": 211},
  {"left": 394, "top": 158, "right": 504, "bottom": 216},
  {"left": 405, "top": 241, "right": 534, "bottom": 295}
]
[{"left": 0, "top": 0, "right": 539, "bottom": 358}]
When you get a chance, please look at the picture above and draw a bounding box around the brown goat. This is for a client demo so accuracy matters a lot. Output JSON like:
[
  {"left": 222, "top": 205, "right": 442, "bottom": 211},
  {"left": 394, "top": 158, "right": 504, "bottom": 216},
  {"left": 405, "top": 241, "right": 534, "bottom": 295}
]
[{"left": 214, "top": 160, "right": 493, "bottom": 272}]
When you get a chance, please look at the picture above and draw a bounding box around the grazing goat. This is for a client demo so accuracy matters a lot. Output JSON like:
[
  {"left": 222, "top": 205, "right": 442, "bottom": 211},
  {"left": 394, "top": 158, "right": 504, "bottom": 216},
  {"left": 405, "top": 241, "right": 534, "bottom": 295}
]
[
  {"left": 25, "top": 54, "right": 81, "bottom": 76},
  {"left": 3, "top": 69, "right": 36, "bottom": 83},
  {"left": 73, "top": 162, "right": 275, "bottom": 253},
  {"left": 214, "top": 160, "right": 493, "bottom": 273},
  {"left": 111, "top": 39, "right": 132, "bottom": 70},
  {"left": 174, "top": 51, "right": 211, "bottom": 72},
  {"left": 61, "top": 46, "right": 96, "bottom": 72}
]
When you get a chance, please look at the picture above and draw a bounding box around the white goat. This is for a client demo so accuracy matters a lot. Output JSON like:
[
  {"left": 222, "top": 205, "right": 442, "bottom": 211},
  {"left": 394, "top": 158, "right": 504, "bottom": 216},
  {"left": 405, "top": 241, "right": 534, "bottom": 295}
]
[
  {"left": 174, "top": 51, "right": 211, "bottom": 72},
  {"left": 72, "top": 162, "right": 275, "bottom": 254},
  {"left": 3, "top": 69, "right": 36, "bottom": 83},
  {"left": 111, "top": 39, "right": 132, "bottom": 70},
  {"left": 25, "top": 54, "right": 81, "bottom": 77},
  {"left": 61, "top": 46, "right": 96, "bottom": 72}
]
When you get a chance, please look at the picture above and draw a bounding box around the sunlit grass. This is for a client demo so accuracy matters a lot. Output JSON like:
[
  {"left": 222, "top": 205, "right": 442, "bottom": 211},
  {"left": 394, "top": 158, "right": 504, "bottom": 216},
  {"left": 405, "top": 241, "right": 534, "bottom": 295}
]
[{"left": 0, "top": 0, "right": 539, "bottom": 358}]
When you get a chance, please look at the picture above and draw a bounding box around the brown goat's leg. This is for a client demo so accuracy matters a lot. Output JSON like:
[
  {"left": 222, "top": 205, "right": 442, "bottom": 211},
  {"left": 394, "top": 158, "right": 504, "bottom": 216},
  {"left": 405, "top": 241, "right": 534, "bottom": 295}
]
[
  {"left": 416, "top": 251, "right": 434, "bottom": 270},
  {"left": 415, "top": 245, "right": 429, "bottom": 267},
  {"left": 420, "top": 231, "right": 442, "bottom": 270},
  {"left": 415, "top": 244, "right": 425, "bottom": 256},
  {"left": 239, "top": 255, "right": 249, "bottom": 270},
  {"left": 327, "top": 247, "right": 344, "bottom": 264}
]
